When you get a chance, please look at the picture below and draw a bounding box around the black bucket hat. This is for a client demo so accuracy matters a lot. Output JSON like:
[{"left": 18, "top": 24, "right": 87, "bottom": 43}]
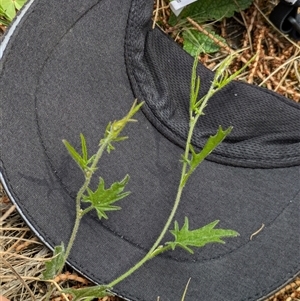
[{"left": 1, "top": 0, "right": 299, "bottom": 300}]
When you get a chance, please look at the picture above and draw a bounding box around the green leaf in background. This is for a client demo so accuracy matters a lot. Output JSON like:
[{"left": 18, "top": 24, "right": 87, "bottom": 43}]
[
  {"left": 0, "top": 0, "right": 15, "bottom": 21},
  {"left": 63, "top": 285, "right": 111, "bottom": 301},
  {"left": 183, "top": 29, "right": 226, "bottom": 55},
  {"left": 168, "top": 0, "right": 253, "bottom": 55},
  {"left": 0, "top": 0, "right": 27, "bottom": 21},
  {"left": 42, "top": 243, "right": 65, "bottom": 280},
  {"left": 0, "top": 11, "right": 10, "bottom": 25},
  {"left": 167, "top": 217, "right": 239, "bottom": 254},
  {"left": 175, "top": 0, "right": 253, "bottom": 22},
  {"left": 82, "top": 175, "right": 130, "bottom": 219}
]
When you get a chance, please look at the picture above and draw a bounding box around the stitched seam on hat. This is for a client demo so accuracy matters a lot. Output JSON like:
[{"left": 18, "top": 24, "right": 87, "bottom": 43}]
[{"left": 32, "top": 0, "right": 103, "bottom": 199}]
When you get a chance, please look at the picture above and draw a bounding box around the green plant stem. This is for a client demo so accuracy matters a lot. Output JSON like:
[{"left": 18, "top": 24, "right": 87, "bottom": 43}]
[
  {"left": 57, "top": 100, "right": 142, "bottom": 280},
  {"left": 107, "top": 103, "right": 202, "bottom": 289},
  {"left": 108, "top": 165, "right": 186, "bottom": 288},
  {"left": 107, "top": 65, "right": 225, "bottom": 289},
  {"left": 58, "top": 134, "right": 112, "bottom": 275}
]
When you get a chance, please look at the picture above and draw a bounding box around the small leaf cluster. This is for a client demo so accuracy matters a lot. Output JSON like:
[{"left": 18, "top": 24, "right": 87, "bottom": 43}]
[
  {"left": 166, "top": 0, "right": 253, "bottom": 55},
  {"left": 82, "top": 175, "right": 130, "bottom": 219},
  {"left": 63, "top": 134, "right": 96, "bottom": 175},
  {"left": 41, "top": 101, "right": 143, "bottom": 299},
  {"left": 62, "top": 102, "right": 143, "bottom": 221},
  {"left": 180, "top": 51, "right": 236, "bottom": 187},
  {"left": 100, "top": 101, "right": 143, "bottom": 153},
  {"left": 0, "top": 0, "right": 27, "bottom": 26}
]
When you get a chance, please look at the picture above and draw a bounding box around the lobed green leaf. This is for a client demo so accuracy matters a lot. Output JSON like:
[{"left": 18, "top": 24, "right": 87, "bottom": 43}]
[
  {"left": 167, "top": 217, "right": 239, "bottom": 254},
  {"left": 82, "top": 175, "right": 130, "bottom": 219}
]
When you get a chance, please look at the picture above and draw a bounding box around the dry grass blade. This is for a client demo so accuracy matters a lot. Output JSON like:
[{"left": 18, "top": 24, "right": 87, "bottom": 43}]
[
  {"left": 1, "top": 257, "right": 36, "bottom": 301},
  {"left": 1, "top": 185, "right": 52, "bottom": 301},
  {"left": 0, "top": 183, "right": 122, "bottom": 301}
]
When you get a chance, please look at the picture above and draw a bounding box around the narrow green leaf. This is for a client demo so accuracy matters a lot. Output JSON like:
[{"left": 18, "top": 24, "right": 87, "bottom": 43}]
[
  {"left": 80, "top": 133, "right": 88, "bottom": 162},
  {"left": 62, "top": 139, "right": 86, "bottom": 171},
  {"left": 190, "top": 49, "right": 201, "bottom": 112},
  {"left": 63, "top": 285, "right": 111, "bottom": 301},
  {"left": 190, "top": 125, "right": 232, "bottom": 169},
  {"left": 82, "top": 175, "right": 130, "bottom": 219},
  {"left": 222, "top": 54, "right": 256, "bottom": 86},
  {"left": 182, "top": 126, "right": 232, "bottom": 185},
  {"left": 42, "top": 243, "right": 65, "bottom": 280},
  {"left": 166, "top": 217, "right": 239, "bottom": 254}
]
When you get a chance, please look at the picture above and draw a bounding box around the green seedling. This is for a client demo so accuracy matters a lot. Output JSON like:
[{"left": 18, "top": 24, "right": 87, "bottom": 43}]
[{"left": 42, "top": 52, "right": 253, "bottom": 301}]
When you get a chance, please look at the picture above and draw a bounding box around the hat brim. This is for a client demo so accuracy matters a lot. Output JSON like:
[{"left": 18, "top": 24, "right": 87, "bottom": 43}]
[{"left": 1, "top": 0, "right": 299, "bottom": 300}]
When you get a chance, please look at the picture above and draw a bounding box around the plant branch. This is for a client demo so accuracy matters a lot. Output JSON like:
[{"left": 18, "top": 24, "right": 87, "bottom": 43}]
[
  {"left": 58, "top": 137, "right": 111, "bottom": 275},
  {"left": 59, "top": 100, "right": 143, "bottom": 275},
  {"left": 108, "top": 54, "right": 240, "bottom": 289}
]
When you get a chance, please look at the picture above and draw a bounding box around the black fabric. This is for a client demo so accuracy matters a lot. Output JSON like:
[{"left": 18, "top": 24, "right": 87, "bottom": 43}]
[
  {"left": 1, "top": 0, "right": 300, "bottom": 300},
  {"left": 270, "top": 0, "right": 300, "bottom": 40},
  {"left": 128, "top": 28, "right": 300, "bottom": 168},
  {"left": 126, "top": 0, "right": 300, "bottom": 168}
]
